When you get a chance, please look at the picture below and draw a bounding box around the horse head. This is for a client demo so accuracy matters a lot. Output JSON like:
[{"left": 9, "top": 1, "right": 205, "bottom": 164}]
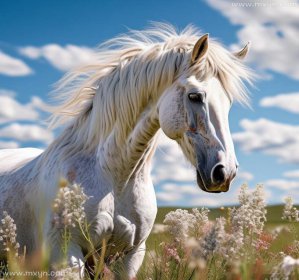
[{"left": 158, "top": 34, "right": 250, "bottom": 193}]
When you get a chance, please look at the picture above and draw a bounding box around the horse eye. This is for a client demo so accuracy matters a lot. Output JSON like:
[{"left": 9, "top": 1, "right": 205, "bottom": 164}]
[{"left": 188, "top": 92, "right": 205, "bottom": 103}]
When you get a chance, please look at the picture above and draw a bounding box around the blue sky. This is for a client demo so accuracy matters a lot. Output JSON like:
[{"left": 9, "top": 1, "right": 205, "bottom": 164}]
[{"left": 1, "top": 0, "right": 299, "bottom": 206}]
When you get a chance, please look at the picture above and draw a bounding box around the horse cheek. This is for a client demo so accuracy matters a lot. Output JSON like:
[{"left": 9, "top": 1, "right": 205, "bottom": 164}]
[{"left": 159, "top": 93, "right": 184, "bottom": 140}]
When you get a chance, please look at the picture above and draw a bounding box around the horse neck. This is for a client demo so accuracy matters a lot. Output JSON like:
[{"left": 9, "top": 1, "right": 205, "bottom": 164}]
[
  {"left": 95, "top": 54, "right": 181, "bottom": 187},
  {"left": 48, "top": 50, "right": 182, "bottom": 188},
  {"left": 98, "top": 108, "right": 160, "bottom": 189}
]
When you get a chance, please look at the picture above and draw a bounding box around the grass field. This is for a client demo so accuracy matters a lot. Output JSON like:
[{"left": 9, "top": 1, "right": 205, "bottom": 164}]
[
  {"left": 147, "top": 205, "right": 296, "bottom": 249},
  {"left": 154, "top": 205, "right": 292, "bottom": 224},
  {"left": 140, "top": 204, "right": 299, "bottom": 280},
  {"left": 1, "top": 184, "right": 298, "bottom": 280}
]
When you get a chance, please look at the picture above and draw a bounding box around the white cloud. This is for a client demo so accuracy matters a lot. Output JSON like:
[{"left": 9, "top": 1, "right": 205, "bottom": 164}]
[
  {"left": 152, "top": 133, "right": 196, "bottom": 183},
  {"left": 159, "top": 182, "right": 239, "bottom": 206},
  {"left": 233, "top": 118, "right": 299, "bottom": 164},
  {"left": 19, "top": 44, "right": 96, "bottom": 71},
  {"left": 205, "top": 0, "right": 299, "bottom": 79},
  {"left": 260, "top": 92, "right": 299, "bottom": 114},
  {"left": 236, "top": 170, "right": 254, "bottom": 181},
  {"left": 0, "top": 90, "right": 52, "bottom": 148},
  {"left": 0, "top": 123, "right": 54, "bottom": 144},
  {"left": 283, "top": 170, "right": 299, "bottom": 179},
  {"left": 162, "top": 183, "right": 201, "bottom": 195},
  {"left": 152, "top": 133, "right": 198, "bottom": 204},
  {"left": 156, "top": 192, "right": 183, "bottom": 202},
  {"left": 0, "top": 89, "right": 16, "bottom": 98},
  {"left": 189, "top": 193, "right": 239, "bottom": 207},
  {"left": 0, "top": 90, "right": 48, "bottom": 124},
  {"left": 0, "top": 141, "right": 19, "bottom": 149},
  {"left": 153, "top": 133, "right": 212, "bottom": 205},
  {"left": 30, "top": 96, "right": 50, "bottom": 112},
  {"left": 0, "top": 50, "right": 32, "bottom": 76},
  {"left": 0, "top": 93, "right": 38, "bottom": 123},
  {"left": 264, "top": 179, "right": 299, "bottom": 190}
]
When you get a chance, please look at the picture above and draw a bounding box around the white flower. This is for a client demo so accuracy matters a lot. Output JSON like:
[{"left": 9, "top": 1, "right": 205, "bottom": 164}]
[
  {"left": 163, "top": 185, "right": 266, "bottom": 261},
  {"left": 282, "top": 197, "right": 299, "bottom": 222},
  {"left": 163, "top": 207, "right": 209, "bottom": 242},
  {"left": 52, "top": 181, "right": 88, "bottom": 229},
  {"left": 230, "top": 185, "right": 267, "bottom": 244},
  {"left": 201, "top": 217, "right": 226, "bottom": 259},
  {"left": 0, "top": 211, "right": 20, "bottom": 256}
]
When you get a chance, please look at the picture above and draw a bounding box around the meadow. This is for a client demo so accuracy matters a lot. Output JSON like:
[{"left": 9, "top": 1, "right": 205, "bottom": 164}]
[
  {"left": 142, "top": 206, "right": 299, "bottom": 280},
  {"left": 138, "top": 186, "right": 299, "bottom": 280},
  {"left": 0, "top": 184, "right": 299, "bottom": 279}
]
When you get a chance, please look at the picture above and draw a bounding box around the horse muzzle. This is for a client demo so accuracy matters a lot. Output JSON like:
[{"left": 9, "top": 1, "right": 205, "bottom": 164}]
[{"left": 196, "top": 164, "right": 237, "bottom": 193}]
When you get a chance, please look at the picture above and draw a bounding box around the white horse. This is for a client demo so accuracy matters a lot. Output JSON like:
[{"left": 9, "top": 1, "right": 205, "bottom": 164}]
[{"left": 0, "top": 24, "right": 252, "bottom": 278}]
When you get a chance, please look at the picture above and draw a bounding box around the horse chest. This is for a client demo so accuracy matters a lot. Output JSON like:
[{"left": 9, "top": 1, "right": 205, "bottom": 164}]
[
  {"left": 110, "top": 179, "right": 157, "bottom": 249},
  {"left": 68, "top": 161, "right": 157, "bottom": 254}
]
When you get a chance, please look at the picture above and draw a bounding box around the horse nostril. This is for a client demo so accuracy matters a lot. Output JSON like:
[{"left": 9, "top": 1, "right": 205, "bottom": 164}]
[{"left": 212, "top": 164, "right": 226, "bottom": 184}]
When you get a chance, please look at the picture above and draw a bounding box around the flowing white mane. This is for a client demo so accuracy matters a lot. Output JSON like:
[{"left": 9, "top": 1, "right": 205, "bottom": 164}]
[{"left": 48, "top": 23, "right": 252, "bottom": 154}]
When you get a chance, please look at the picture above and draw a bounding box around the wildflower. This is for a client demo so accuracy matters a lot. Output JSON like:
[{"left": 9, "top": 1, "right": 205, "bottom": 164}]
[
  {"left": 163, "top": 209, "right": 195, "bottom": 241},
  {"left": 163, "top": 243, "right": 180, "bottom": 263},
  {"left": 204, "top": 217, "right": 243, "bottom": 260},
  {"left": 201, "top": 217, "right": 226, "bottom": 259},
  {"left": 235, "top": 184, "right": 267, "bottom": 235},
  {"left": 163, "top": 189, "right": 269, "bottom": 261},
  {"left": 163, "top": 208, "right": 209, "bottom": 241},
  {"left": 256, "top": 232, "right": 274, "bottom": 251},
  {"left": 0, "top": 211, "right": 20, "bottom": 256},
  {"left": 186, "top": 217, "right": 229, "bottom": 263},
  {"left": 284, "top": 240, "right": 299, "bottom": 257},
  {"left": 226, "top": 222, "right": 244, "bottom": 258},
  {"left": 191, "top": 208, "right": 209, "bottom": 224},
  {"left": 271, "top": 225, "right": 290, "bottom": 239},
  {"left": 52, "top": 181, "right": 88, "bottom": 229},
  {"left": 103, "top": 264, "right": 113, "bottom": 278},
  {"left": 229, "top": 184, "right": 267, "bottom": 252},
  {"left": 282, "top": 197, "right": 299, "bottom": 222},
  {"left": 271, "top": 255, "right": 299, "bottom": 280},
  {"left": 191, "top": 208, "right": 210, "bottom": 237}
]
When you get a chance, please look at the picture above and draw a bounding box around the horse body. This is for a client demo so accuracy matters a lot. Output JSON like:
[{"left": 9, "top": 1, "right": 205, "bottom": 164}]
[
  {"left": 0, "top": 112, "right": 160, "bottom": 277},
  {"left": 0, "top": 142, "right": 157, "bottom": 274},
  {"left": 0, "top": 24, "right": 252, "bottom": 278},
  {"left": 0, "top": 148, "right": 42, "bottom": 258}
]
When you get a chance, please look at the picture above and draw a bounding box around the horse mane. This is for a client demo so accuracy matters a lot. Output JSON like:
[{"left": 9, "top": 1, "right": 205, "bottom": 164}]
[{"left": 47, "top": 22, "right": 252, "bottom": 155}]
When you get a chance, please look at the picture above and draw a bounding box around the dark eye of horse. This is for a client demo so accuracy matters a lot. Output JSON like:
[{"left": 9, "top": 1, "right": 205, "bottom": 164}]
[{"left": 188, "top": 92, "right": 205, "bottom": 103}]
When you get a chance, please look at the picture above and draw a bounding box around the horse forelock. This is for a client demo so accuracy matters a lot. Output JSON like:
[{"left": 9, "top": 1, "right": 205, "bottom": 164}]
[{"left": 47, "top": 23, "right": 253, "bottom": 157}]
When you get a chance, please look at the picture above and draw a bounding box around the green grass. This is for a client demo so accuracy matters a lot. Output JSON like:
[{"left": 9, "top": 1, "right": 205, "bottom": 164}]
[{"left": 154, "top": 205, "right": 290, "bottom": 224}]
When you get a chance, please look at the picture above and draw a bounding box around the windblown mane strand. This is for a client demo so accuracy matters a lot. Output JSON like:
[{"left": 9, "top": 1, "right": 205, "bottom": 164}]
[
  {"left": 48, "top": 23, "right": 252, "bottom": 156},
  {"left": 49, "top": 23, "right": 199, "bottom": 127}
]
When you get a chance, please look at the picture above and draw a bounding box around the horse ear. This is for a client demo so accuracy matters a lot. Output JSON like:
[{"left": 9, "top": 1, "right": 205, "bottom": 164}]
[
  {"left": 234, "top": 42, "right": 250, "bottom": 60},
  {"left": 191, "top": 34, "right": 209, "bottom": 64}
]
